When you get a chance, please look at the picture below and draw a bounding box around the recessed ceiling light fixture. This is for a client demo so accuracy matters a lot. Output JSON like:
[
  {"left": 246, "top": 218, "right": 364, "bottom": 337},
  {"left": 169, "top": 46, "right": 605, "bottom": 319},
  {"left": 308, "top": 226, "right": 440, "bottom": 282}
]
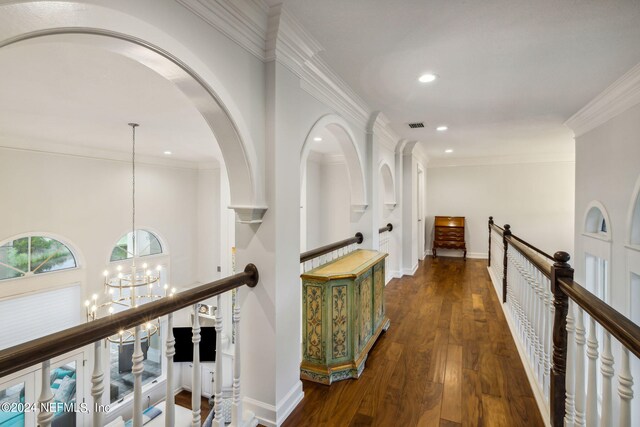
[
  {"left": 436, "top": 126, "right": 448, "bottom": 132},
  {"left": 418, "top": 73, "right": 437, "bottom": 83},
  {"left": 164, "top": 151, "right": 172, "bottom": 155},
  {"left": 313, "top": 137, "right": 322, "bottom": 142},
  {"left": 445, "top": 149, "right": 453, "bottom": 153}
]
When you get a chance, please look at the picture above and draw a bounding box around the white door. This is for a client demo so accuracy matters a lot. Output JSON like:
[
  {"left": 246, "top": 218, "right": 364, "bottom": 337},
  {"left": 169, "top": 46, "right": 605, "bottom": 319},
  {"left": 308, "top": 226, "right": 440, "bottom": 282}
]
[{"left": 417, "top": 166, "right": 425, "bottom": 260}]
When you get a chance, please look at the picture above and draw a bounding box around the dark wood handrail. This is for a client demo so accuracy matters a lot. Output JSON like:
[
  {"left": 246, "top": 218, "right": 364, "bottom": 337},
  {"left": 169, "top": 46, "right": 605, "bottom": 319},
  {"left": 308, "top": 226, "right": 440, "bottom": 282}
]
[
  {"left": 489, "top": 222, "right": 504, "bottom": 236},
  {"left": 489, "top": 218, "right": 553, "bottom": 260},
  {"left": 378, "top": 223, "right": 393, "bottom": 234},
  {"left": 0, "top": 264, "right": 259, "bottom": 379},
  {"left": 505, "top": 235, "right": 553, "bottom": 279},
  {"left": 558, "top": 277, "right": 640, "bottom": 359},
  {"left": 300, "top": 232, "right": 364, "bottom": 263}
]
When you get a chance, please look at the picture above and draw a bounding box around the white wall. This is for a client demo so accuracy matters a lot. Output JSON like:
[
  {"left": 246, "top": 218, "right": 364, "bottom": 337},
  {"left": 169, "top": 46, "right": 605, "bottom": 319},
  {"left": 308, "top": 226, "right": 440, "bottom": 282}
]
[
  {"left": 574, "top": 102, "right": 640, "bottom": 315},
  {"left": 426, "top": 161, "right": 575, "bottom": 258}
]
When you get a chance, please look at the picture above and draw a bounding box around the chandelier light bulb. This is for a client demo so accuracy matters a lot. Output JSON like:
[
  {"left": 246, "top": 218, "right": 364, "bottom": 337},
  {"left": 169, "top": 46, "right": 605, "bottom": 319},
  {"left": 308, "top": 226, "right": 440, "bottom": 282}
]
[
  {"left": 103, "top": 270, "right": 109, "bottom": 277},
  {"left": 92, "top": 294, "right": 98, "bottom": 300},
  {"left": 163, "top": 284, "right": 169, "bottom": 290},
  {"left": 117, "top": 265, "right": 122, "bottom": 272},
  {"left": 171, "top": 287, "right": 177, "bottom": 294},
  {"left": 156, "top": 265, "right": 162, "bottom": 271},
  {"left": 84, "top": 300, "right": 90, "bottom": 307},
  {"left": 108, "top": 307, "right": 114, "bottom": 314},
  {"left": 142, "top": 263, "right": 148, "bottom": 269},
  {"left": 91, "top": 305, "right": 97, "bottom": 312},
  {"left": 118, "top": 273, "right": 124, "bottom": 279}
]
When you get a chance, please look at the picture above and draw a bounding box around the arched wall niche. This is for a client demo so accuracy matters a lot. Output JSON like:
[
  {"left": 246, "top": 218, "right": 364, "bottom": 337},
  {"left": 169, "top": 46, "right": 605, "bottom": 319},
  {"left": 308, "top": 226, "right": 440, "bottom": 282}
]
[
  {"left": 0, "top": 1, "right": 266, "bottom": 223},
  {"left": 582, "top": 200, "right": 612, "bottom": 241},
  {"left": 300, "top": 114, "right": 368, "bottom": 211},
  {"left": 378, "top": 160, "right": 396, "bottom": 208},
  {"left": 626, "top": 174, "right": 640, "bottom": 248}
]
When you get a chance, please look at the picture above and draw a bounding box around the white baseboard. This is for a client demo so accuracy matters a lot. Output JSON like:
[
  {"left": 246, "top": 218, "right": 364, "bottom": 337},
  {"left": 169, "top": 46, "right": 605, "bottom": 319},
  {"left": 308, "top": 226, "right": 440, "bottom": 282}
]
[
  {"left": 425, "top": 249, "right": 488, "bottom": 259},
  {"left": 392, "top": 270, "right": 402, "bottom": 279},
  {"left": 486, "top": 267, "right": 551, "bottom": 427},
  {"left": 243, "top": 380, "right": 304, "bottom": 427},
  {"left": 402, "top": 262, "right": 418, "bottom": 276}
]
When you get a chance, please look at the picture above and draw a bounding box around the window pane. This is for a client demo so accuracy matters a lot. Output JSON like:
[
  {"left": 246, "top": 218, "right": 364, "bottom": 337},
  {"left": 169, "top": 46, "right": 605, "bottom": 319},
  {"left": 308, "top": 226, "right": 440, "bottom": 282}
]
[
  {"left": 50, "top": 362, "right": 77, "bottom": 426},
  {"left": 136, "top": 230, "right": 162, "bottom": 257},
  {"left": 0, "top": 382, "right": 25, "bottom": 427},
  {"left": 109, "top": 328, "right": 162, "bottom": 404},
  {"left": 30, "top": 237, "right": 76, "bottom": 274},
  {"left": 109, "top": 230, "right": 162, "bottom": 262},
  {"left": 0, "top": 238, "right": 28, "bottom": 280}
]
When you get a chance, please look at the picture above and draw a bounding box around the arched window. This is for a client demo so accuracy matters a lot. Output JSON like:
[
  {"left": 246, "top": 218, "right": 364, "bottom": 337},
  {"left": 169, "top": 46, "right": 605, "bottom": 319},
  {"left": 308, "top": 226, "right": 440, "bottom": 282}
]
[
  {"left": 109, "top": 229, "right": 163, "bottom": 262},
  {"left": 583, "top": 201, "right": 611, "bottom": 240},
  {"left": 0, "top": 235, "right": 77, "bottom": 280}
]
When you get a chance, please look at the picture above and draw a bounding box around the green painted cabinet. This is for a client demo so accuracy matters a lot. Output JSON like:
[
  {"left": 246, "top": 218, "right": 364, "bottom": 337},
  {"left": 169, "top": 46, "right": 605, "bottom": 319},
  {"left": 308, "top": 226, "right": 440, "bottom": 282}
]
[{"left": 300, "top": 250, "right": 390, "bottom": 384}]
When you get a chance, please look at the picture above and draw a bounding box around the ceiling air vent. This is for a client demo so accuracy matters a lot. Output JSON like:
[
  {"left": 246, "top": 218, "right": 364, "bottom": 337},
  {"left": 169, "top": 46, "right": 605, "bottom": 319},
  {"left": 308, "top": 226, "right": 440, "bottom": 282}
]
[{"left": 408, "top": 122, "right": 424, "bottom": 129}]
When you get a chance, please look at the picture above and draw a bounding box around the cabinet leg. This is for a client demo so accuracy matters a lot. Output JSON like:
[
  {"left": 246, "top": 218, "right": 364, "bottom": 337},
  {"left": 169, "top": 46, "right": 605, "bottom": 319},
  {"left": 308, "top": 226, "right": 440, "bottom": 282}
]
[
  {"left": 432, "top": 248, "right": 437, "bottom": 258},
  {"left": 463, "top": 250, "right": 467, "bottom": 260}
]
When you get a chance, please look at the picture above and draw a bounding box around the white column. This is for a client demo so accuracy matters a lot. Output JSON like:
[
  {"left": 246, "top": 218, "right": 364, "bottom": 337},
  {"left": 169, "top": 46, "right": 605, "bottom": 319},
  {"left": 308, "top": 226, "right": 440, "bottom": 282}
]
[
  {"left": 599, "top": 331, "right": 613, "bottom": 427},
  {"left": 574, "top": 308, "right": 586, "bottom": 427},
  {"left": 564, "top": 301, "right": 576, "bottom": 427},
  {"left": 212, "top": 294, "right": 224, "bottom": 427},
  {"left": 37, "top": 360, "right": 54, "bottom": 427},
  {"left": 585, "top": 317, "right": 599, "bottom": 427},
  {"left": 232, "top": 297, "right": 242, "bottom": 426},
  {"left": 165, "top": 313, "right": 175, "bottom": 427},
  {"left": 132, "top": 325, "right": 144, "bottom": 427},
  {"left": 91, "top": 340, "right": 105, "bottom": 427},
  {"left": 192, "top": 304, "right": 202, "bottom": 427},
  {"left": 617, "top": 348, "right": 634, "bottom": 427}
]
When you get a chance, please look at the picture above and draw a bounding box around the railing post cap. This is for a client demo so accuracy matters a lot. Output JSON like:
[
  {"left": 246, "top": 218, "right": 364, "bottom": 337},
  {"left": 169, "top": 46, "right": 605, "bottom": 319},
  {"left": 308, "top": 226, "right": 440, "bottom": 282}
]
[
  {"left": 553, "top": 251, "right": 571, "bottom": 267},
  {"left": 387, "top": 223, "right": 393, "bottom": 232},
  {"left": 355, "top": 232, "right": 364, "bottom": 244},
  {"left": 244, "top": 263, "right": 259, "bottom": 288},
  {"left": 503, "top": 224, "right": 511, "bottom": 235},
  {"left": 489, "top": 216, "right": 493, "bottom": 221}
]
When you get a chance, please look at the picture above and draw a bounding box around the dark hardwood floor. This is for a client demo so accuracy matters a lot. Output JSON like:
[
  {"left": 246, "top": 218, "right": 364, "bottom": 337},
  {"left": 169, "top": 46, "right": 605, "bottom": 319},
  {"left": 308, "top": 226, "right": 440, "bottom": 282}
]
[
  {"left": 175, "top": 390, "right": 212, "bottom": 420},
  {"left": 283, "top": 257, "right": 544, "bottom": 427}
]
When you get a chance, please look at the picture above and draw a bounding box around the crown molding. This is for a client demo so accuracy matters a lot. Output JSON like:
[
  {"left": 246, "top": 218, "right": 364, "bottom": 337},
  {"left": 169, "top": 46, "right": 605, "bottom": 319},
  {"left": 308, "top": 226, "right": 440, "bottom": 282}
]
[
  {"left": 178, "top": 1, "right": 373, "bottom": 129},
  {"left": 565, "top": 62, "right": 640, "bottom": 138},
  {"left": 426, "top": 151, "right": 575, "bottom": 168},
  {"left": 369, "top": 111, "right": 400, "bottom": 152},
  {"left": 176, "top": 0, "right": 269, "bottom": 60},
  {"left": 0, "top": 138, "right": 203, "bottom": 170},
  {"left": 265, "top": 5, "right": 370, "bottom": 128}
]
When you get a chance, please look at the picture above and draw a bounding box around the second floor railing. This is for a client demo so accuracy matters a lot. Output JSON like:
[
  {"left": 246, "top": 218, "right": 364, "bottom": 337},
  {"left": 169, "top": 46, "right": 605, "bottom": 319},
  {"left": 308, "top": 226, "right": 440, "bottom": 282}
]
[
  {"left": 300, "top": 232, "right": 363, "bottom": 272},
  {"left": 487, "top": 217, "right": 640, "bottom": 427},
  {"left": 0, "top": 264, "right": 259, "bottom": 427}
]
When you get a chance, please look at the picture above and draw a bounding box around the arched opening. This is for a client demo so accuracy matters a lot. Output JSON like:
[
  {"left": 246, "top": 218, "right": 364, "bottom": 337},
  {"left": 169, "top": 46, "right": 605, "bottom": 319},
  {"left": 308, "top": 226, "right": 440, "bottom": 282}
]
[
  {"left": 584, "top": 201, "right": 611, "bottom": 239},
  {"left": 300, "top": 114, "right": 367, "bottom": 251},
  {"left": 0, "top": 6, "right": 247, "bottom": 418}
]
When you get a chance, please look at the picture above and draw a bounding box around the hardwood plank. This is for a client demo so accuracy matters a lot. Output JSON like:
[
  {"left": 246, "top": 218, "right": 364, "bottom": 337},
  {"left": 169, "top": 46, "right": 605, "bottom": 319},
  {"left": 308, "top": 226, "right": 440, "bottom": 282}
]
[
  {"left": 481, "top": 394, "right": 511, "bottom": 427},
  {"left": 462, "top": 369, "right": 483, "bottom": 427},
  {"left": 440, "top": 344, "right": 463, "bottom": 423}
]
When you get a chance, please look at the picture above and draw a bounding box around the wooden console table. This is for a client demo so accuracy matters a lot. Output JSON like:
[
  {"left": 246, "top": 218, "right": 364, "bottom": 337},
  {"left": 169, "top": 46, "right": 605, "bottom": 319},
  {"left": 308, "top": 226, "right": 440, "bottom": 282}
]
[
  {"left": 300, "top": 249, "right": 390, "bottom": 384},
  {"left": 432, "top": 216, "right": 467, "bottom": 259}
]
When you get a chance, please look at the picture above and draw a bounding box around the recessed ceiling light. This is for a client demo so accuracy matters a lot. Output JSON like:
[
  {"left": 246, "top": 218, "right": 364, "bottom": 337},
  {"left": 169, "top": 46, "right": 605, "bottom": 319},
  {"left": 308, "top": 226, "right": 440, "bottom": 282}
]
[
  {"left": 164, "top": 151, "right": 172, "bottom": 155},
  {"left": 313, "top": 137, "right": 322, "bottom": 142},
  {"left": 436, "top": 126, "right": 448, "bottom": 132},
  {"left": 418, "top": 73, "right": 437, "bottom": 83},
  {"left": 445, "top": 149, "right": 453, "bottom": 153}
]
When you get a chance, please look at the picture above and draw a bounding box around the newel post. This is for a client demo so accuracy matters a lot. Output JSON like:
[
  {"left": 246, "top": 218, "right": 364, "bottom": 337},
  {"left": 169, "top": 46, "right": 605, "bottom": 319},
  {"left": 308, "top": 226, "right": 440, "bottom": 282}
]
[
  {"left": 488, "top": 216, "right": 494, "bottom": 267},
  {"left": 550, "top": 251, "right": 573, "bottom": 427},
  {"left": 502, "top": 224, "right": 511, "bottom": 303}
]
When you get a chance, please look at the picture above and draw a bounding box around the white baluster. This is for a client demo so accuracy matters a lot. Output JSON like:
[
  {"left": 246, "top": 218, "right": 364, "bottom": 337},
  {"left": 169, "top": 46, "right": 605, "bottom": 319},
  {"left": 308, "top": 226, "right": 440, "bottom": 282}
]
[
  {"left": 37, "top": 360, "right": 54, "bottom": 427},
  {"left": 586, "top": 317, "right": 599, "bottom": 427},
  {"left": 565, "top": 301, "right": 576, "bottom": 426},
  {"left": 165, "top": 313, "right": 176, "bottom": 427},
  {"left": 574, "top": 308, "right": 586, "bottom": 427},
  {"left": 91, "top": 340, "right": 105, "bottom": 427},
  {"left": 192, "top": 304, "right": 202, "bottom": 426},
  {"left": 617, "top": 348, "right": 633, "bottom": 427},
  {"left": 213, "top": 295, "right": 224, "bottom": 427},
  {"left": 132, "top": 324, "right": 144, "bottom": 427},
  {"left": 232, "top": 298, "right": 242, "bottom": 426},
  {"left": 599, "top": 331, "right": 614, "bottom": 427}
]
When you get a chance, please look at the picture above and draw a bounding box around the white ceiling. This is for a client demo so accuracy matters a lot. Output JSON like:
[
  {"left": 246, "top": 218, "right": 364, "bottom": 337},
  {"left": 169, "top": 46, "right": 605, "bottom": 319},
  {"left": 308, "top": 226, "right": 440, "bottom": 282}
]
[
  {"left": 0, "top": 40, "right": 221, "bottom": 165},
  {"left": 272, "top": 0, "right": 640, "bottom": 160}
]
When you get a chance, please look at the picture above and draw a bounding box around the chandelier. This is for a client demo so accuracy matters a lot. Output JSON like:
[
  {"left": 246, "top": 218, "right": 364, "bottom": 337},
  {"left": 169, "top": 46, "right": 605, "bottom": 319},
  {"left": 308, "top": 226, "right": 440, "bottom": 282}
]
[{"left": 85, "top": 123, "right": 173, "bottom": 345}]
